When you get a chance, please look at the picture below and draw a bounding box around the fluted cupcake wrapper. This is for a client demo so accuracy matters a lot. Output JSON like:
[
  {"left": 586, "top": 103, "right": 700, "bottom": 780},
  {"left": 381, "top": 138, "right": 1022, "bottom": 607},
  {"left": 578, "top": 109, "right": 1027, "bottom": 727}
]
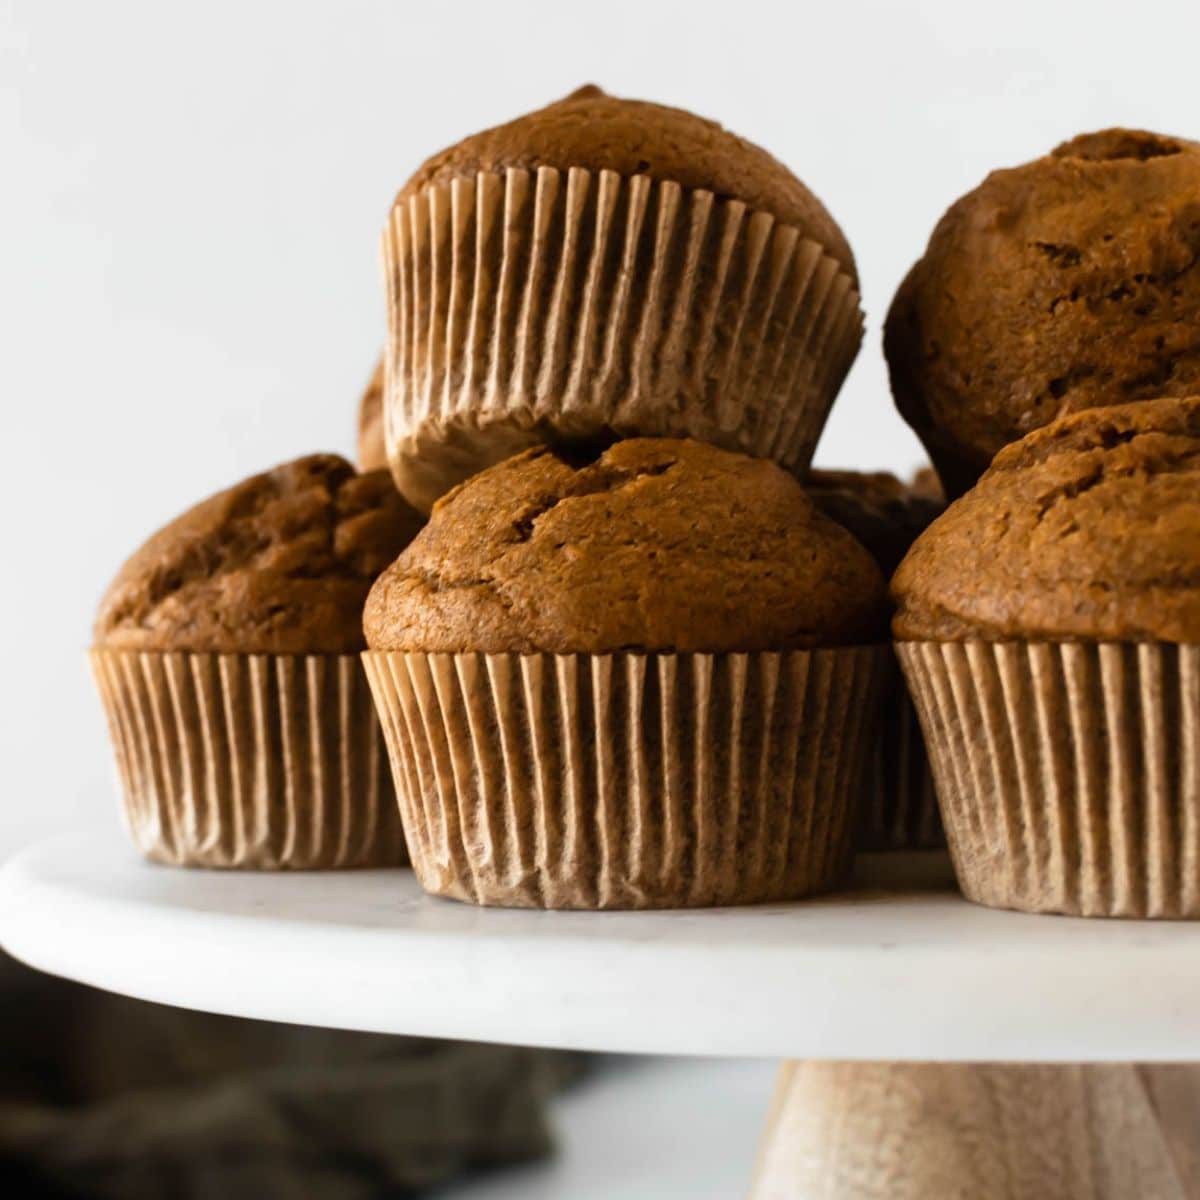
[
  {"left": 856, "top": 654, "right": 944, "bottom": 851},
  {"left": 362, "top": 648, "right": 886, "bottom": 910},
  {"left": 898, "top": 641, "right": 1200, "bottom": 917},
  {"left": 383, "top": 167, "right": 864, "bottom": 510},
  {"left": 89, "top": 650, "right": 407, "bottom": 869}
]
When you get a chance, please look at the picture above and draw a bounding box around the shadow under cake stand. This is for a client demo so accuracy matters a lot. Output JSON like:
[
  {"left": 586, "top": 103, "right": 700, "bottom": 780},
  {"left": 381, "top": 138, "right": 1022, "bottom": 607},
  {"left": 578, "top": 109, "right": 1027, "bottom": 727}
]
[{"left": 1, "top": 834, "right": 1198, "bottom": 1198}]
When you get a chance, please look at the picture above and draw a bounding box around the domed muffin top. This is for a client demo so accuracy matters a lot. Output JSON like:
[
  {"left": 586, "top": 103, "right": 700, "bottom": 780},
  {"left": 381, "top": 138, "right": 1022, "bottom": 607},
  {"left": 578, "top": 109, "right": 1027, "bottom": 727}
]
[
  {"left": 364, "top": 438, "right": 887, "bottom": 654},
  {"left": 357, "top": 357, "right": 386, "bottom": 472},
  {"left": 891, "top": 397, "right": 1200, "bottom": 642},
  {"left": 396, "top": 85, "right": 856, "bottom": 283},
  {"left": 96, "top": 455, "right": 424, "bottom": 654},
  {"left": 885, "top": 127, "right": 1200, "bottom": 495},
  {"left": 806, "top": 468, "right": 944, "bottom": 576}
]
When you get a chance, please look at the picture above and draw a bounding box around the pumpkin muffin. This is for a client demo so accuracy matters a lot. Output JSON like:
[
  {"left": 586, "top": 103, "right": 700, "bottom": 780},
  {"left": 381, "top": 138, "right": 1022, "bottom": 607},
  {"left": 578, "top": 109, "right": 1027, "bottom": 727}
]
[
  {"left": 885, "top": 128, "right": 1200, "bottom": 496},
  {"left": 806, "top": 469, "right": 944, "bottom": 577},
  {"left": 363, "top": 438, "right": 890, "bottom": 909},
  {"left": 92, "top": 455, "right": 423, "bottom": 869},
  {"left": 893, "top": 398, "right": 1200, "bottom": 916},
  {"left": 806, "top": 468, "right": 945, "bottom": 851},
  {"left": 357, "top": 357, "right": 387, "bottom": 472},
  {"left": 384, "top": 85, "right": 863, "bottom": 511}
]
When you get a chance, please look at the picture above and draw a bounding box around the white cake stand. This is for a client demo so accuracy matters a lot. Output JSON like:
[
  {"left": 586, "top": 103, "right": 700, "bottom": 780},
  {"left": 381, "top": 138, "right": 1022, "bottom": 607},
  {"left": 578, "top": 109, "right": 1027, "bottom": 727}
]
[{"left": 3, "top": 832, "right": 1199, "bottom": 1197}]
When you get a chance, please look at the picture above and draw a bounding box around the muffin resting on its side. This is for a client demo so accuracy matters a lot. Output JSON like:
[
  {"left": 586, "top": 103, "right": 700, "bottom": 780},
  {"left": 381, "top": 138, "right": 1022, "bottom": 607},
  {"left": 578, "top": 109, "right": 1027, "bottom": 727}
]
[
  {"left": 885, "top": 128, "right": 1200, "bottom": 495},
  {"left": 365, "top": 438, "right": 887, "bottom": 654},
  {"left": 357, "top": 359, "right": 387, "bottom": 472},
  {"left": 893, "top": 397, "right": 1200, "bottom": 918},
  {"left": 92, "top": 455, "right": 424, "bottom": 870},
  {"left": 363, "top": 438, "right": 890, "bottom": 910},
  {"left": 97, "top": 455, "right": 423, "bottom": 655},
  {"left": 806, "top": 468, "right": 946, "bottom": 851},
  {"left": 384, "top": 84, "right": 863, "bottom": 511}
]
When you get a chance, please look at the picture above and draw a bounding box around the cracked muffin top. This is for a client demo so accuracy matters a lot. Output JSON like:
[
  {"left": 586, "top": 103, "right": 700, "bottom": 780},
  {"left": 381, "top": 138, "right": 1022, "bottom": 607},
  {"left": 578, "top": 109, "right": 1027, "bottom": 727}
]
[
  {"left": 891, "top": 397, "right": 1200, "bottom": 642},
  {"left": 96, "top": 455, "right": 425, "bottom": 654},
  {"left": 396, "top": 84, "right": 856, "bottom": 283},
  {"left": 364, "top": 438, "right": 888, "bottom": 654},
  {"left": 806, "top": 469, "right": 944, "bottom": 577},
  {"left": 884, "top": 127, "right": 1200, "bottom": 496}
]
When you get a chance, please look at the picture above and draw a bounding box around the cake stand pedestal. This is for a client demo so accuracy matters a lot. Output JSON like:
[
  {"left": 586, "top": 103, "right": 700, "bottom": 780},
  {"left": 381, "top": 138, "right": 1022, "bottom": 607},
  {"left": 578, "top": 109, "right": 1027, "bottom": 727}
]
[
  {"left": 2, "top": 833, "right": 1198, "bottom": 1198},
  {"left": 752, "top": 1061, "right": 1199, "bottom": 1198}
]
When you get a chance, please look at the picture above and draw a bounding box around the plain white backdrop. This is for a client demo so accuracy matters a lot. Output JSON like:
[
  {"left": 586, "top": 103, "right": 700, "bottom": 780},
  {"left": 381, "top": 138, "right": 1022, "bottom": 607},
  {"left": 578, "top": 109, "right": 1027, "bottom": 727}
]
[{"left": 3, "top": 0, "right": 1199, "bottom": 855}]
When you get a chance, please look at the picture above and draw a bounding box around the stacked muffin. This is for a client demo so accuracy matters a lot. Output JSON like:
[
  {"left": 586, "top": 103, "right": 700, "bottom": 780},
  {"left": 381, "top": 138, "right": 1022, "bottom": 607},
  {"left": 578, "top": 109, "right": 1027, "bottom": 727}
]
[
  {"left": 886, "top": 128, "right": 1200, "bottom": 917},
  {"left": 364, "top": 86, "right": 898, "bottom": 908},
  {"left": 93, "top": 98, "right": 1199, "bottom": 921},
  {"left": 380, "top": 84, "right": 863, "bottom": 512},
  {"left": 363, "top": 440, "right": 886, "bottom": 907},
  {"left": 806, "top": 469, "right": 945, "bottom": 850},
  {"left": 94, "top": 86, "right": 901, "bottom": 904}
]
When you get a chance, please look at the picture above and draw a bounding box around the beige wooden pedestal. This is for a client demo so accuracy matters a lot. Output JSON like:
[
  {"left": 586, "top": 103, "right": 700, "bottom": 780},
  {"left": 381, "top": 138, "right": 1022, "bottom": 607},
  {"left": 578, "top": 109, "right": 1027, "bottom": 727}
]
[{"left": 750, "top": 1062, "right": 1200, "bottom": 1199}]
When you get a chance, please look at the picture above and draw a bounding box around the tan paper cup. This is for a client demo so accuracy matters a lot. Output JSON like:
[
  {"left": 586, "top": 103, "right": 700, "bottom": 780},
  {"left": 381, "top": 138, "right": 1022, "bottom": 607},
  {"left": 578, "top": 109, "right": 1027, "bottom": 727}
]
[
  {"left": 90, "top": 650, "right": 407, "bottom": 869},
  {"left": 383, "top": 167, "right": 863, "bottom": 510},
  {"left": 856, "top": 655, "right": 944, "bottom": 851},
  {"left": 363, "top": 647, "right": 886, "bottom": 910},
  {"left": 898, "top": 641, "right": 1200, "bottom": 918}
]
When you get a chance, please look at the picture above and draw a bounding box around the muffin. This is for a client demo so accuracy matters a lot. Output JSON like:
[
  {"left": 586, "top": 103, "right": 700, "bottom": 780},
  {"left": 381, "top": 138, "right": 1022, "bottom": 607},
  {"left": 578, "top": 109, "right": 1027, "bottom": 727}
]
[
  {"left": 885, "top": 127, "right": 1200, "bottom": 496},
  {"left": 384, "top": 84, "right": 863, "bottom": 511},
  {"left": 363, "top": 438, "right": 889, "bottom": 909},
  {"left": 909, "top": 466, "right": 945, "bottom": 503},
  {"left": 893, "top": 397, "right": 1200, "bottom": 916},
  {"left": 357, "top": 357, "right": 387, "bottom": 471},
  {"left": 807, "top": 469, "right": 945, "bottom": 851},
  {"left": 807, "top": 469, "right": 944, "bottom": 577},
  {"left": 91, "top": 455, "right": 424, "bottom": 868}
]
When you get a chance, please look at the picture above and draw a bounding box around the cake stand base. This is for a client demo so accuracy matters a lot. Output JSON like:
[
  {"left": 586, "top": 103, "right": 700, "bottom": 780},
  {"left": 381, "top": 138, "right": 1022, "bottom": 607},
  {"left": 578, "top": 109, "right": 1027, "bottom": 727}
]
[{"left": 750, "top": 1061, "right": 1200, "bottom": 1199}]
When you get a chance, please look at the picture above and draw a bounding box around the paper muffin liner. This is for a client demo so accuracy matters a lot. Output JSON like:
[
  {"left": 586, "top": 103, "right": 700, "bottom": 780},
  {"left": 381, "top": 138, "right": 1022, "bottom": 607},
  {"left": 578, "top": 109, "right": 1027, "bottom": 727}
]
[
  {"left": 898, "top": 641, "right": 1200, "bottom": 917},
  {"left": 382, "top": 167, "right": 864, "bottom": 510},
  {"left": 89, "top": 650, "right": 407, "bottom": 869},
  {"left": 856, "top": 654, "right": 944, "bottom": 851},
  {"left": 362, "top": 647, "right": 886, "bottom": 909}
]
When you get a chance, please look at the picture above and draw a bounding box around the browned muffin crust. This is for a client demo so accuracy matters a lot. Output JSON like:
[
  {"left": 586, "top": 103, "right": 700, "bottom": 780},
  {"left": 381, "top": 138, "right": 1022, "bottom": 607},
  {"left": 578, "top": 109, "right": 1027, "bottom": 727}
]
[
  {"left": 892, "top": 397, "right": 1200, "bottom": 643},
  {"left": 357, "top": 357, "right": 386, "bottom": 472},
  {"left": 885, "top": 128, "right": 1200, "bottom": 496},
  {"left": 365, "top": 438, "right": 887, "bottom": 654},
  {"left": 806, "top": 468, "right": 945, "bottom": 577},
  {"left": 397, "top": 84, "right": 856, "bottom": 283},
  {"left": 909, "top": 466, "right": 945, "bottom": 503},
  {"left": 96, "top": 456, "right": 424, "bottom": 654}
]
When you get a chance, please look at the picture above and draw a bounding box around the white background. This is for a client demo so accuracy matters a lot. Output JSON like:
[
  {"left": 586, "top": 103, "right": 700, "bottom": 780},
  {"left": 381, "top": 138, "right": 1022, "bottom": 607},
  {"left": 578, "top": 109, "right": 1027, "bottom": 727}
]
[{"left": 3, "top": 0, "right": 1199, "bottom": 854}]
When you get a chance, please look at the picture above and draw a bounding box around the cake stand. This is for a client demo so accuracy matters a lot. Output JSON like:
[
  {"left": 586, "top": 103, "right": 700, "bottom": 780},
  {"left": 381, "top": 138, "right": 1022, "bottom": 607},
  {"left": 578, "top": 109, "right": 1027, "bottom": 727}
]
[{"left": 3, "top": 831, "right": 1198, "bottom": 1197}]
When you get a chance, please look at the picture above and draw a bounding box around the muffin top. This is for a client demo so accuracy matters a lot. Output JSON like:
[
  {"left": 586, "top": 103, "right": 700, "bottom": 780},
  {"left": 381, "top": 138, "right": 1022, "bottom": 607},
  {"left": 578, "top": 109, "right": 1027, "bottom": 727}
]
[
  {"left": 397, "top": 85, "right": 856, "bottom": 283},
  {"left": 96, "top": 455, "right": 424, "bottom": 654},
  {"left": 909, "top": 466, "right": 945, "bottom": 503},
  {"left": 892, "top": 397, "right": 1200, "bottom": 643},
  {"left": 365, "top": 438, "right": 887, "bottom": 654},
  {"left": 357, "top": 357, "right": 387, "bottom": 472},
  {"left": 885, "top": 127, "right": 1200, "bottom": 495},
  {"left": 806, "top": 468, "right": 945, "bottom": 577}
]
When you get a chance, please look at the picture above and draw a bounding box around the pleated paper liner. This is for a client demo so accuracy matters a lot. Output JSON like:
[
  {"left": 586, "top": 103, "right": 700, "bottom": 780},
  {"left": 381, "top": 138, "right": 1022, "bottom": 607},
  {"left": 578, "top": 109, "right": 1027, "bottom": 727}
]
[
  {"left": 856, "top": 654, "right": 944, "bottom": 851},
  {"left": 382, "top": 167, "right": 864, "bottom": 510},
  {"left": 363, "top": 647, "right": 887, "bottom": 910},
  {"left": 89, "top": 650, "right": 407, "bottom": 869},
  {"left": 898, "top": 641, "right": 1200, "bottom": 918}
]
